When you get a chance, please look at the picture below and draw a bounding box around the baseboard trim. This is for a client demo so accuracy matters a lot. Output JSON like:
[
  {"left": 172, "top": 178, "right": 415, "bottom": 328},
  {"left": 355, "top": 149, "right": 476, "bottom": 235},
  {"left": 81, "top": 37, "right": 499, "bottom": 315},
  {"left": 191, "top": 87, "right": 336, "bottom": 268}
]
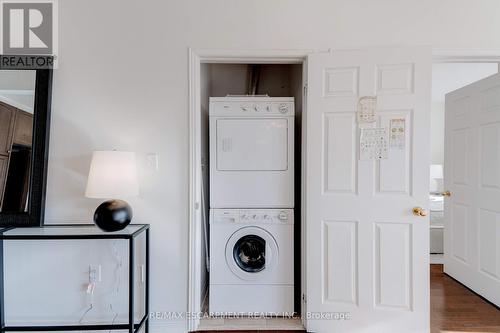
[
  {"left": 439, "top": 268, "right": 500, "bottom": 310},
  {"left": 150, "top": 319, "right": 188, "bottom": 333}
]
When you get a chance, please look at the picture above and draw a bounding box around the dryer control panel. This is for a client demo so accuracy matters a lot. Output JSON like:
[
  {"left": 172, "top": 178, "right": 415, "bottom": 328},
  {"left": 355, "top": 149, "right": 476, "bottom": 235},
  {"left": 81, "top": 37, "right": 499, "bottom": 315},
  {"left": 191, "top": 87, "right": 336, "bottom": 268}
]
[
  {"left": 211, "top": 208, "right": 294, "bottom": 225},
  {"left": 209, "top": 97, "right": 295, "bottom": 117}
]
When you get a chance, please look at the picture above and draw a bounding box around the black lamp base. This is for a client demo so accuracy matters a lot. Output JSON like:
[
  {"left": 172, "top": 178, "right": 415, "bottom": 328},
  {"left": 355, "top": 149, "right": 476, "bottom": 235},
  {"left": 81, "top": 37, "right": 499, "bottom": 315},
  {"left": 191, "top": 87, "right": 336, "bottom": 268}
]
[{"left": 93, "top": 199, "right": 133, "bottom": 232}]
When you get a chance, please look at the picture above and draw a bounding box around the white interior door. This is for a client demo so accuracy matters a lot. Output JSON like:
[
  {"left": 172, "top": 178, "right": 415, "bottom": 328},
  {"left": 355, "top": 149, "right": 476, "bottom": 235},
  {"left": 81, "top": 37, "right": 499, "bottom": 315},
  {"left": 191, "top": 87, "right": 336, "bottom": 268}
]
[
  {"left": 444, "top": 73, "right": 500, "bottom": 306},
  {"left": 306, "top": 48, "right": 431, "bottom": 333}
]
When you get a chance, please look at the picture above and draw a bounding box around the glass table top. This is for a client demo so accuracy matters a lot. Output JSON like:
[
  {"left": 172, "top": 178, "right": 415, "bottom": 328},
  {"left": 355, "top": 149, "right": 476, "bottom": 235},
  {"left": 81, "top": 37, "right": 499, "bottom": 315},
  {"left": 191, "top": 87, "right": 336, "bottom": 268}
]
[{"left": 0, "top": 224, "right": 148, "bottom": 239}]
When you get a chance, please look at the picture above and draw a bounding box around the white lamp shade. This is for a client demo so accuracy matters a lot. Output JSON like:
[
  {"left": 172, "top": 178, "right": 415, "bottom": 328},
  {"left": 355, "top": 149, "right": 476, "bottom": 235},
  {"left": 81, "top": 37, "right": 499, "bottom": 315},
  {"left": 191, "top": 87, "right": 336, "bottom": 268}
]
[
  {"left": 85, "top": 151, "right": 139, "bottom": 199},
  {"left": 429, "top": 164, "right": 444, "bottom": 192},
  {"left": 430, "top": 164, "right": 443, "bottom": 180}
]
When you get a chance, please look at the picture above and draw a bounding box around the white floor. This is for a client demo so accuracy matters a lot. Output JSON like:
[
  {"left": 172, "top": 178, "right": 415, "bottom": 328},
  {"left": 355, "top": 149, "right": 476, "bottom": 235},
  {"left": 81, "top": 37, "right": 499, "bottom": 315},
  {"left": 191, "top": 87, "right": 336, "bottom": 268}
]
[{"left": 198, "top": 317, "right": 304, "bottom": 331}]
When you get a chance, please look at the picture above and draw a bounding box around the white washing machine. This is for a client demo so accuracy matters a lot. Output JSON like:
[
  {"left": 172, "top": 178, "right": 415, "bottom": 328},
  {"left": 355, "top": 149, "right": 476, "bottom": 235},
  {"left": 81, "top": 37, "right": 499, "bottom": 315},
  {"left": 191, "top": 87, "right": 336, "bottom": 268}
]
[
  {"left": 209, "top": 97, "right": 294, "bottom": 208},
  {"left": 209, "top": 208, "right": 294, "bottom": 314}
]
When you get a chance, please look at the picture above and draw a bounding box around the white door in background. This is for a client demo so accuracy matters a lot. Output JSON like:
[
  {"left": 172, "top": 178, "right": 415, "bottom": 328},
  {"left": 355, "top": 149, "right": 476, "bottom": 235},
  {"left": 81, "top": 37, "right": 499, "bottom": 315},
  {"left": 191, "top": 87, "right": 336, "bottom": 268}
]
[
  {"left": 306, "top": 48, "right": 431, "bottom": 333},
  {"left": 444, "top": 73, "right": 500, "bottom": 306}
]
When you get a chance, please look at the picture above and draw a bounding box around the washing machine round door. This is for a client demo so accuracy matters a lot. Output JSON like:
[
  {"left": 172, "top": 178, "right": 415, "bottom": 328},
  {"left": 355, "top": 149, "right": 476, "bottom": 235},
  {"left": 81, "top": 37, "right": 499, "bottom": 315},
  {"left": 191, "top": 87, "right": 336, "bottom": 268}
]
[{"left": 225, "top": 226, "right": 278, "bottom": 281}]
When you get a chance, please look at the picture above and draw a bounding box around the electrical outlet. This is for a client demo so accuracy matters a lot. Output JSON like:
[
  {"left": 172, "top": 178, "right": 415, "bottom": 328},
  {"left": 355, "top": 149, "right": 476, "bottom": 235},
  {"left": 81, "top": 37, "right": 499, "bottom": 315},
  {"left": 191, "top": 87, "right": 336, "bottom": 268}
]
[{"left": 146, "top": 153, "right": 159, "bottom": 170}]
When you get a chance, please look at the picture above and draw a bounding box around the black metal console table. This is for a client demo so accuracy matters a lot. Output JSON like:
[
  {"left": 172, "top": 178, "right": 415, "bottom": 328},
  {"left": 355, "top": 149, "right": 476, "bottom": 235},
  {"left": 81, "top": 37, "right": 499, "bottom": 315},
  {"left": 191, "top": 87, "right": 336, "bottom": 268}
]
[{"left": 0, "top": 224, "right": 149, "bottom": 333}]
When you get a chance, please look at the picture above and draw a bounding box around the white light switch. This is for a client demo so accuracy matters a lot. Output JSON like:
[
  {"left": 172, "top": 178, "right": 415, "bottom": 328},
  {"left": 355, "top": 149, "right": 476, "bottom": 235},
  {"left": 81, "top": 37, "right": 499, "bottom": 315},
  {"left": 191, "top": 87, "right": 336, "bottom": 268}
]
[{"left": 146, "top": 153, "right": 159, "bottom": 170}]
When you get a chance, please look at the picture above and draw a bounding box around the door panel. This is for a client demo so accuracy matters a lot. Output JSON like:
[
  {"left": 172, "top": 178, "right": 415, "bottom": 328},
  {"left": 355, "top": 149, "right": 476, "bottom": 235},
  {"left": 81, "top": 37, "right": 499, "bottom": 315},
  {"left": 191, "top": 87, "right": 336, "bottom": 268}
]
[
  {"left": 480, "top": 122, "right": 500, "bottom": 188},
  {"left": 451, "top": 128, "right": 470, "bottom": 185},
  {"left": 323, "top": 113, "right": 357, "bottom": 193},
  {"left": 377, "top": 110, "right": 412, "bottom": 194},
  {"left": 451, "top": 203, "right": 468, "bottom": 263},
  {"left": 0, "top": 154, "right": 8, "bottom": 207},
  {"left": 374, "top": 222, "right": 412, "bottom": 310},
  {"left": 444, "top": 73, "right": 500, "bottom": 306},
  {"left": 0, "top": 103, "right": 15, "bottom": 156},
  {"left": 478, "top": 209, "right": 499, "bottom": 280},
  {"left": 375, "top": 63, "right": 414, "bottom": 95},
  {"left": 306, "top": 48, "right": 431, "bottom": 333},
  {"left": 323, "top": 220, "right": 358, "bottom": 305},
  {"left": 323, "top": 67, "right": 359, "bottom": 97},
  {"left": 12, "top": 111, "right": 33, "bottom": 147}
]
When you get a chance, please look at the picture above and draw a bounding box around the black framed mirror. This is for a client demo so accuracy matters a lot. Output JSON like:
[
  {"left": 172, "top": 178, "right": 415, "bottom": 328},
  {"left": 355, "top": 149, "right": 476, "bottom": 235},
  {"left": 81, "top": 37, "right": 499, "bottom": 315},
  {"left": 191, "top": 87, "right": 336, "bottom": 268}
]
[{"left": 0, "top": 66, "right": 52, "bottom": 227}]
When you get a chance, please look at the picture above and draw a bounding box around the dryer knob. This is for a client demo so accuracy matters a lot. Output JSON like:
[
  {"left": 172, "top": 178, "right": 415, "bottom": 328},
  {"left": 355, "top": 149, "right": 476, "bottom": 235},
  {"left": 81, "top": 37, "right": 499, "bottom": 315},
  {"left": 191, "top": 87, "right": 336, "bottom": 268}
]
[
  {"left": 279, "top": 104, "right": 288, "bottom": 114},
  {"left": 278, "top": 211, "right": 288, "bottom": 221}
]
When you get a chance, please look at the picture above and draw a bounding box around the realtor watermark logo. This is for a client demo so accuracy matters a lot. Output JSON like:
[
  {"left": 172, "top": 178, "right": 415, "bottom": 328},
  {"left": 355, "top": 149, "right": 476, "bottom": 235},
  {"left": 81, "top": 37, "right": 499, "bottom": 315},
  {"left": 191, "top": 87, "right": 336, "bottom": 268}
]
[{"left": 0, "top": 0, "right": 57, "bottom": 68}]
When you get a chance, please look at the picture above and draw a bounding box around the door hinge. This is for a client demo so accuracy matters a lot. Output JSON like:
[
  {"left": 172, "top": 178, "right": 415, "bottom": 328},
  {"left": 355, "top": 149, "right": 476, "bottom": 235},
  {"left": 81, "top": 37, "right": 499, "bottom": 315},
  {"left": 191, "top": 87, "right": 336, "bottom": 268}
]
[
  {"left": 303, "top": 84, "right": 308, "bottom": 96},
  {"left": 302, "top": 293, "right": 307, "bottom": 304}
]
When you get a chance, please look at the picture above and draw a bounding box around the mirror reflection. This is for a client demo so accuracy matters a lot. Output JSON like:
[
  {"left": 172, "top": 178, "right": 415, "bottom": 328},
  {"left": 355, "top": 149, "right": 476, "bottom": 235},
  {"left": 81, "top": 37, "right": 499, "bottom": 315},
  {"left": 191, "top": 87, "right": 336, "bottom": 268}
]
[{"left": 0, "top": 70, "right": 35, "bottom": 213}]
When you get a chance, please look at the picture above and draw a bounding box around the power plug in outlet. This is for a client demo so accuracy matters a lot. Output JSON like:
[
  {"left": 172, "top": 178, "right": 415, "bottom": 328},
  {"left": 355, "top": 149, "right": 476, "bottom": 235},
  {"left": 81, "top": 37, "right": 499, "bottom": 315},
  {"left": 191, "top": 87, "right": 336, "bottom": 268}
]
[
  {"left": 89, "top": 265, "right": 102, "bottom": 283},
  {"left": 139, "top": 264, "right": 145, "bottom": 283}
]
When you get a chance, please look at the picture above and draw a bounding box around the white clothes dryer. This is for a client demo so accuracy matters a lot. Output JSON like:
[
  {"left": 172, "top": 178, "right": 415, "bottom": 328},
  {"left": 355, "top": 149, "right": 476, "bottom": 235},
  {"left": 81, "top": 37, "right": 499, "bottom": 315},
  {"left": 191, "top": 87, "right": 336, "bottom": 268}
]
[{"left": 209, "top": 97, "right": 294, "bottom": 208}]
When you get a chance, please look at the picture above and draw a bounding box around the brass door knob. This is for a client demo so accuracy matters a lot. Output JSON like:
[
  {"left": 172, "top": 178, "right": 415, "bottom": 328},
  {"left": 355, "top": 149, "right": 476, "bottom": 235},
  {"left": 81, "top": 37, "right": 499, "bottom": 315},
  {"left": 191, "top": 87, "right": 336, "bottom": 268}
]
[
  {"left": 412, "top": 207, "right": 427, "bottom": 217},
  {"left": 441, "top": 190, "right": 451, "bottom": 197}
]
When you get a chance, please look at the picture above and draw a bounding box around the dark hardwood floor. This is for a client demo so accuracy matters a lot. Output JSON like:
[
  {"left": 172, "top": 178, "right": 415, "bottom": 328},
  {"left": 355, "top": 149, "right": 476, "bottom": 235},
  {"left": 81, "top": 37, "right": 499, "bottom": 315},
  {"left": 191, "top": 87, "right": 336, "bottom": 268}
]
[
  {"left": 431, "top": 264, "right": 500, "bottom": 333},
  {"left": 196, "top": 264, "right": 499, "bottom": 332},
  {"left": 196, "top": 331, "right": 303, "bottom": 333}
]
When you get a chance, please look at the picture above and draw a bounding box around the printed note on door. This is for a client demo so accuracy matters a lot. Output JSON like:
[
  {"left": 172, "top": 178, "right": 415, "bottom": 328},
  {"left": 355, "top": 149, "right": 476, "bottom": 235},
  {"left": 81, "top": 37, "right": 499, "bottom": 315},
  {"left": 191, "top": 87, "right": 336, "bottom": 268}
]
[
  {"left": 359, "top": 127, "right": 389, "bottom": 160},
  {"left": 357, "top": 96, "right": 377, "bottom": 124},
  {"left": 389, "top": 118, "right": 405, "bottom": 150}
]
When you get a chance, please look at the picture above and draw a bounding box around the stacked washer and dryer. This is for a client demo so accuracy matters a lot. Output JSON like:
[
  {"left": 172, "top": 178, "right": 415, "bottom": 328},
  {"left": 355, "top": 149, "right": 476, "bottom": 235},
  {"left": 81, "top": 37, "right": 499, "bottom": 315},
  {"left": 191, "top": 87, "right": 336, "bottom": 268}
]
[{"left": 209, "top": 96, "right": 295, "bottom": 314}]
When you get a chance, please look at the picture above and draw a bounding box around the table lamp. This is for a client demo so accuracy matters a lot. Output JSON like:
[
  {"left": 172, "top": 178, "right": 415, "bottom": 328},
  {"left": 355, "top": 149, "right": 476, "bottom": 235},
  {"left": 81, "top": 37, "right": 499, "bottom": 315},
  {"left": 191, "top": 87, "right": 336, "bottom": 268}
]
[
  {"left": 85, "top": 151, "right": 139, "bottom": 232},
  {"left": 430, "top": 164, "right": 444, "bottom": 193}
]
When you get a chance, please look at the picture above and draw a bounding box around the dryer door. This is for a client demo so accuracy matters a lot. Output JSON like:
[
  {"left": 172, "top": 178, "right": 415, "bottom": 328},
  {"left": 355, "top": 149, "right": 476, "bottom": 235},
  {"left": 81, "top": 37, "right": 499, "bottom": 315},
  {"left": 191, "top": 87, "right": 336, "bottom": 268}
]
[
  {"left": 225, "top": 226, "right": 279, "bottom": 281},
  {"left": 216, "top": 118, "right": 288, "bottom": 171}
]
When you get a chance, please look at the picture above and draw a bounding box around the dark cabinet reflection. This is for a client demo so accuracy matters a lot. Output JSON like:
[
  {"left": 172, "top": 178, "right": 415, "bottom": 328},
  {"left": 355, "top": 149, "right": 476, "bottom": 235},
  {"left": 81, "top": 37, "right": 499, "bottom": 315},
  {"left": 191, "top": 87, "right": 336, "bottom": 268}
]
[
  {"left": 0, "top": 70, "right": 35, "bottom": 213},
  {"left": 2, "top": 144, "right": 31, "bottom": 212}
]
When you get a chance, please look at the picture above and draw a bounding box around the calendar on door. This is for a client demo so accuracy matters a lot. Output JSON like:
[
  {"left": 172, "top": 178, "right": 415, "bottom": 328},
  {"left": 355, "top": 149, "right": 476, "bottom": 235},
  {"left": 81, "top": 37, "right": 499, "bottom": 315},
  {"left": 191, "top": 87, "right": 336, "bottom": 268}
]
[{"left": 359, "top": 127, "right": 389, "bottom": 160}]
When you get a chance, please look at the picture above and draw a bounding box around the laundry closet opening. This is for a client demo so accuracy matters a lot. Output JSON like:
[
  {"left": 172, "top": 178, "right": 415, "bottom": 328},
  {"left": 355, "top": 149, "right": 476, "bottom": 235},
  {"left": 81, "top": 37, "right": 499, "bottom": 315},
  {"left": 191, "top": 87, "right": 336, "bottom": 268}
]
[{"left": 197, "top": 62, "right": 304, "bottom": 329}]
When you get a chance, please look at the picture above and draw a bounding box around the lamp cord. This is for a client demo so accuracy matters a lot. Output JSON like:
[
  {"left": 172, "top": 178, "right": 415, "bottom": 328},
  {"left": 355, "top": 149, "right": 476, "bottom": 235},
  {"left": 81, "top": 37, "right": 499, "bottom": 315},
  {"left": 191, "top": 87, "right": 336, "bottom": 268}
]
[{"left": 108, "top": 240, "right": 122, "bottom": 333}]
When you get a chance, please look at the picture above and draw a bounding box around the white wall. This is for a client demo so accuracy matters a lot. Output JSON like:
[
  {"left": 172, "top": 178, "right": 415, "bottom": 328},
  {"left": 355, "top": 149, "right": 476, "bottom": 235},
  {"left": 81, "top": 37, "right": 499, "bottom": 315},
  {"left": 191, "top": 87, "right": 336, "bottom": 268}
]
[
  {"left": 5, "top": 236, "right": 146, "bottom": 324},
  {"left": 0, "top": 70, "right": 35, "bottom": 112},
  {"left": 431, "top": 63, "right": 498, "bottom": 164},
  {"left": 7, "top": 1, "right": 500, "bottom": 332}
]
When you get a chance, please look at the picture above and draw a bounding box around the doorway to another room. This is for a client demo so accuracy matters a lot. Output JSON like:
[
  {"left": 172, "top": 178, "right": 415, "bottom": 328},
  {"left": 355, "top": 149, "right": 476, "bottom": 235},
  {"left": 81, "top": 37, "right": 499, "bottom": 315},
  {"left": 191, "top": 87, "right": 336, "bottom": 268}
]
[
  {"left": 430, "top": 62, "right": 498, "bottom": 264},
  {"left": 430, "top": 61, "right": 500, "bottom": 333}
]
